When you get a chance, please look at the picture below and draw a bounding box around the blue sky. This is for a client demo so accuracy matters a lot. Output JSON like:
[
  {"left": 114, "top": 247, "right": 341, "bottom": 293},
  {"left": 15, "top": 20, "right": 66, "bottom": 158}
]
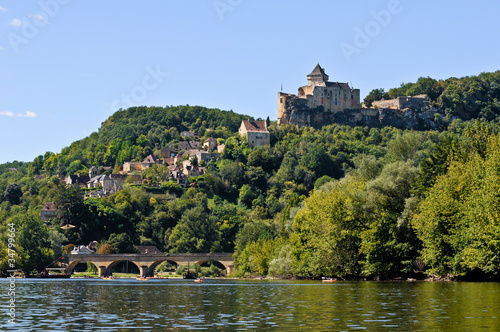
[{"left": 0, "top": 0, "right": 499, "bottom": 164}]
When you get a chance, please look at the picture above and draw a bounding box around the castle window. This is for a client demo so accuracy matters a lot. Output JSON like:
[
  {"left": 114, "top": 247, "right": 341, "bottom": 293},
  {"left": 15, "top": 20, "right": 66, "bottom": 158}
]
[{"left": 280, "top": 98, "right": 283, "bottom": 103}]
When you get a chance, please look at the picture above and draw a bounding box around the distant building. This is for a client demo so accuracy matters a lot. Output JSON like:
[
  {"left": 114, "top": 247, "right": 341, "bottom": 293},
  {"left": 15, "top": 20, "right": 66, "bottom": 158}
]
[
  {"left": 180, "top": 131, "right": 195, "bottom": 138},
  {"left": 122, "top": 154, "right": 163, "bottom": 173},
  {"left": 87, "top": 174, "right": 125, "bottom": 194},
  {"left": 371, "top": 94, "right": 429, "bottom": 110},
  {"left": 136, "top": 245, "right": 163, "bottom": 255},
  {"left": 181, "top": 160, "right": 206, "bottom": 177},
  {"left": 203, "top": 137, "right": 218, "bottom": 151},
  {"left": 217, "top": 144, "right": 226, "bottom": 153},
  {"left": 71, "top": 245, "right": 94, "bottom": 254},
  {"left": 175, "top": 149, "right": 220, "bottom": 164},
  {"left": 278, "top": 64, "right": 361, "bottom": 126},
  {"left": 177, "top": 141, "right": 200, "bottom": 151},
  {"left": 239, "top": 120, "right": 270, "bottom": 148},
  {"left": 160, "top": 147, "right": 178, "bottom": 158},
  {"left": 40, "top": 202, "right": 58, "bottom": 221},
  {"left": 65, "top": 174, "right": 90, "bottom": 188}
]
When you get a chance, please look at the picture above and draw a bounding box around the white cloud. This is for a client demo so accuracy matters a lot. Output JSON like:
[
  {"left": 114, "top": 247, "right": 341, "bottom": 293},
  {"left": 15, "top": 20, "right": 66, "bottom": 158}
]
[
  {"left": 10, "top": 18, "right": 24, "bottom": 27},
  {"left": 18, "top": 111, "right": 37, "bottom": 118},
  {"left": 0, "top": 111, "right": 14, "bottom": 117},
  {"left": 0, "top": 110, "right": 37, "bottom": 117},
  {"left": 0, "top": 6, "right": 7, "bottom": 12}
]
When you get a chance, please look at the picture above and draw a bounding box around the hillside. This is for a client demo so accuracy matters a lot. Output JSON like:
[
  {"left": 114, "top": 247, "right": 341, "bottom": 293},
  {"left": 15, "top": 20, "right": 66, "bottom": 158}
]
[
  {"left": 364, "top": 71, "right": 500, "bottom": 121},
  {"left": 3, "top": 71, "right": 500, "bottom": 280}
]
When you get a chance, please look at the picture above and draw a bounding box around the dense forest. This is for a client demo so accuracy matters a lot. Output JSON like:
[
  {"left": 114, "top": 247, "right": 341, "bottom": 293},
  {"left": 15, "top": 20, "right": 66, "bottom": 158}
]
[
  {"left": 364, "top": 71, "right": 500, "bottom": 122},
  {"left": 3, "top": 72, "right": 500, "bottom": 280}
]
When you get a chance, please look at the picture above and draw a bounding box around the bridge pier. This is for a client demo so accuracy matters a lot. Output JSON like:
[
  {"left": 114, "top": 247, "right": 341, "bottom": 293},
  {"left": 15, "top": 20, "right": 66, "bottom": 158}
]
[
  {"left": 98, "top": 265, "right": 108, "bottom": 278},
  {"left": 139, "top": 266, "right": 150, "bottom": 278}
]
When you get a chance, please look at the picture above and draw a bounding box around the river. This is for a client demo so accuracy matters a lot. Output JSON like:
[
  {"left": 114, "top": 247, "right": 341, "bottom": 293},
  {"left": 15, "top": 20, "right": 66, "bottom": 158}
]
[{"left": 2, "top": 278, "right": 500, "bottom": 331}]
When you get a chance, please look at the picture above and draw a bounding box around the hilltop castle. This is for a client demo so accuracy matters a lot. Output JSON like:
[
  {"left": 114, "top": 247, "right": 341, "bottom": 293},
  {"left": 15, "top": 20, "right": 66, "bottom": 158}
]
[
  {"left": 278, "top": 64, "right": 438, "bottom": 130},
  {"left": 278, "top": 64, "right": 360, "bottom": 126}
]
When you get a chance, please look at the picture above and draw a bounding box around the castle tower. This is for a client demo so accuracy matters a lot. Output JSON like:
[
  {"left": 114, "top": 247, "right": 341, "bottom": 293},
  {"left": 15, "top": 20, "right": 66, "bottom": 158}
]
[{"left": 307, "top": 64, "right": 329, "bottom": 86}]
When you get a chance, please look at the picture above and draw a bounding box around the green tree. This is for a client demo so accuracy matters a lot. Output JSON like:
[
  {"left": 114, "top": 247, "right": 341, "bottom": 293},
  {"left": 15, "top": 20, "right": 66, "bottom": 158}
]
[
  {"left": 292, "top": 177, "right": 367, "bottom": 277},
  {"left": 14, "top": 214, "right": 54, "bottom": 275},
  {"left": 168, "top": 206, "right": 220, "bottom": 253},
  {"left": 98, "top": 243, "right": 115, "bottom": 254},
  {"left": 4, "top": 183, "right": 22, "bottom": 205},
  {"left": 107, "top": 233, "right": 138, "bottom": 253}
]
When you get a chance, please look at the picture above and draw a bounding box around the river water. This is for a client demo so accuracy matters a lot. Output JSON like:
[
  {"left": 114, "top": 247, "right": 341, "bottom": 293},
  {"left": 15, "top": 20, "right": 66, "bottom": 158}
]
[{"left": 2, "top": 278, "right": 500, "bottom": 331}]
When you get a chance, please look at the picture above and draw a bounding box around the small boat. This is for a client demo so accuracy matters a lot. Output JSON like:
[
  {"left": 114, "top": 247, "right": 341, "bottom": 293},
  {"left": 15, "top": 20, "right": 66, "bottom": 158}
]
[
  {"left": 36, "top": 269, "right": 70, "bottom": 278},
  {"left": 136, "top": 277, "right": 149, "bottom": 281},
  {"left": 194, "top": 278, "right": 203, "bottom": 283},
  {"left": 322, "top": 278, "right": 337, "bottom": 283},
  {"left": 102, "top": 276, "right": 115, "bottom": 280}
]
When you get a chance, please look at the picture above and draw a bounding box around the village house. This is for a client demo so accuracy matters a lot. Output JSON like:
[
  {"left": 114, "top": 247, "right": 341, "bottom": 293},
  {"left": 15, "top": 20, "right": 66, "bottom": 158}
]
[
  {"left": 71, "top": 245, "right": 94, "bottom": 254},
  {"left": 203, "top": 137, "right": 218, "bottom": 151},
  {"left": 65, "top": 174, "right": 90, "bottom": 188},
  {"left": 123, "top": 154, "right": 163, "bottom": 173},
  {"left": 136, "top": 245, "right": 163, "bottom": 255},
  {"left": 177, "top": 141, "right": 200, "bottom": 151},
  {"left": 175, "top": 149, "right": 220, "bottom": 164},
  {"left": 181, "top": 160, "right": 206, "bottom": 177},
  {"left": 160, "top": 146, "right": 178, "bottom": 158},
  {"left": 180, "top": 131, "right": 196, "bottom": 138},
  {"left": 40, "top": 202, "right": 58, "bottom": 222},
  {"left": 87, "top": 173, "right": 126, "bottom": 194},
  {"left": 239, "top": 120, "right": 270, "bottom": 148},
  {"left": 168, "top": 165, "right": 189, "bottom": 187}
]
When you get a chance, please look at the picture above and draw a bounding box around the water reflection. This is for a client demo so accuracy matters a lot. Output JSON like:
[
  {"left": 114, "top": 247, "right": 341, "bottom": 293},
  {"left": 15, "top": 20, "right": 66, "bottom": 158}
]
[{"left": 1, "top": 279, "right": 500, "bottom": 331}]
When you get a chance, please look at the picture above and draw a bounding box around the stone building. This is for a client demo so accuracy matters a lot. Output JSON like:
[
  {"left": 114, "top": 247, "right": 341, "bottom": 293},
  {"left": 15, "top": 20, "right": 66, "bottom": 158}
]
[
  {"left": 278, "top": 64, "right": 360, "bottom": 125},
  {"left": 40, "top": 202, "right": 58, "bottom": 222},
  {"left": 371, "top": 94, "right": 429, "bottom": 110},
  {"left": 239, "top": 120, "right": 270, "bottom": 148},
  {"left": 87, "top": 174, "right": 125, "bottom": 194},
  {"left": 65, "top": 174, "right": 90, "bottom": 188},
  {"left": 203, "top": 137, "right": 218, "bottom": 151}
]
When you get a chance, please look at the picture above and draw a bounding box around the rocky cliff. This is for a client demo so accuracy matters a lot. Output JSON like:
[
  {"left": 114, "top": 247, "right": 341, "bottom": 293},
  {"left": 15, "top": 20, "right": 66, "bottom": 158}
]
[{"left": 280, "top": 97, "right": 440, "bottom": 130}]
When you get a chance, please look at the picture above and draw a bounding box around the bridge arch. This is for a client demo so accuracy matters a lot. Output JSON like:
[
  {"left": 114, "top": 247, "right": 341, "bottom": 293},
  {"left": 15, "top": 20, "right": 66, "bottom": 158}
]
[
  {"left": 196, "top": 259, "right": 229, "bottom": 274},
  {"left": 65, "top": 259, "right": 99, "bottom": 275},
  {"left": 106, "top": 259, "right": 141, "bottom": 276},
  {"left": 148, "top": 258, "right": 175, "bottom": 276}
]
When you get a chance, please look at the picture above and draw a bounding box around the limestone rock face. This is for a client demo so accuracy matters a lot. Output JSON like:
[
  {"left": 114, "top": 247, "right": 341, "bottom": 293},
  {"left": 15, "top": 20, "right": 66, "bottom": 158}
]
[{"left": 280, "top": 103, "right": 440, "bottom": 130}]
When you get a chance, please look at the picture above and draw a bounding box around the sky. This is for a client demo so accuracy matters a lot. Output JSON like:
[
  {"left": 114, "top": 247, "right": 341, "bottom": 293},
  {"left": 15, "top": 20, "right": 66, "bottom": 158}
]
[{"left": 0, "top": 0, "right": 499, "bottom": 164}]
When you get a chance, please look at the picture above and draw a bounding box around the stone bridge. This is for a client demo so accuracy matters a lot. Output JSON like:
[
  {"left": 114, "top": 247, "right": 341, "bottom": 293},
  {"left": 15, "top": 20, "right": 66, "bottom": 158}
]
[{"left": 64, "top": 253, "right": 234, "bottom": 277}]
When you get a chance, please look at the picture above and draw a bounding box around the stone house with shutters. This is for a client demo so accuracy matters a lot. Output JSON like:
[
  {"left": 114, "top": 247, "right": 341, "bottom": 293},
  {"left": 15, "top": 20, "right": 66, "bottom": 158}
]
[
  {"left": 203, "top": 137, "right": 218, "bottom": 151},
  {"left": 239, "top": 120, "right": 270, "bottom": 148}
]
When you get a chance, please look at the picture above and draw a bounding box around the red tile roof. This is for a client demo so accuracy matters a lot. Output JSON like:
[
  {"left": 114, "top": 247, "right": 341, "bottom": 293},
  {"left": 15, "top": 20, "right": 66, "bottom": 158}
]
[{"left": 242, "top": 120, "right": 268, "bottom": 132}]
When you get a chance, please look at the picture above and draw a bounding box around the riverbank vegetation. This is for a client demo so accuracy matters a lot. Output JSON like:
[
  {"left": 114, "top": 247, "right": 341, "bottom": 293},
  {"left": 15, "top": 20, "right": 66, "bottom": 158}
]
[{"left": 2, "top": 76, "right": 500, "bottom": 280}]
